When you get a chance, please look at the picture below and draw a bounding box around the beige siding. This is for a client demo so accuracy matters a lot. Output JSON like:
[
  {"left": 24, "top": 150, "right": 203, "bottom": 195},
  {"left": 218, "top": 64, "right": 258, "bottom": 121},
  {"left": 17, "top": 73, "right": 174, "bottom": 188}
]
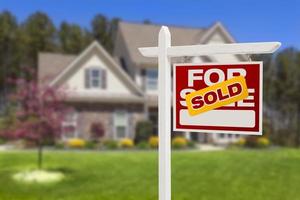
[{"left": 64, "top": 54, "right": 132, "bottom": 94}]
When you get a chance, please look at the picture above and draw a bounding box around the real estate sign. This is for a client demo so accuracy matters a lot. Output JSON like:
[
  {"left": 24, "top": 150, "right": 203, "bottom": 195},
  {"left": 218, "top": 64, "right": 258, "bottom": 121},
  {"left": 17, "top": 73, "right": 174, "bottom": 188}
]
[{"left": 173, "top": 62, "right": 262, "bottom": 135}]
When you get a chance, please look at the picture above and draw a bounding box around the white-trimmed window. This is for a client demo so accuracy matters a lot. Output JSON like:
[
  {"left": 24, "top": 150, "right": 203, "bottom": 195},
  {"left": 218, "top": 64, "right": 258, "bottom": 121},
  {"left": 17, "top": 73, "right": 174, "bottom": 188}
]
[
  {"left": 85, "top": 67, "right": 106, "bottom": 89},
  {"left": 61, "top": 112, "right": 78, "bottom": 140},
  {"left": 114, "top": 110, "right": 128, "bottom": 139},
  {"left": 146, "top": 69, "right": 158, "bottom": 90}
]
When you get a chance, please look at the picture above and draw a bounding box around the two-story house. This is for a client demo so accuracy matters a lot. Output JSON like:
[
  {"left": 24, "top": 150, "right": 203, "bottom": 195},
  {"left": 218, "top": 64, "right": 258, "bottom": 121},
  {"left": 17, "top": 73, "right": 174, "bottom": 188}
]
[{"left": 38, "top": 21, "right": 247, "bottom": 144}]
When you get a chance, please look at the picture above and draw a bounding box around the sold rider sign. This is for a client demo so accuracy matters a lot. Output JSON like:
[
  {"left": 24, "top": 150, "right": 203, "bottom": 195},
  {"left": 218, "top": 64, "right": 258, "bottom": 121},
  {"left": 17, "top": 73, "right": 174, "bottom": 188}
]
[{"left": 173, "top": 62, "right": 262, "bottom": 135}]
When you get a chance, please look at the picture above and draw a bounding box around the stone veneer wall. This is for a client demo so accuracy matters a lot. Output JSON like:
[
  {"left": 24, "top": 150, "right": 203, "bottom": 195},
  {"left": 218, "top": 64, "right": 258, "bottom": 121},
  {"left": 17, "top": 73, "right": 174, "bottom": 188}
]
[{"left": 67, "top": 102, "right": 145, "bottom": 140}]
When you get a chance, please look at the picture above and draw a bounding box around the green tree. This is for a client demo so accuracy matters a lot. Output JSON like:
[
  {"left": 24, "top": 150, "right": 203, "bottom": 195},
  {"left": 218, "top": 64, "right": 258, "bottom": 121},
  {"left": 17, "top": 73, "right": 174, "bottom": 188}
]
[
  {"left": 59, "top": 21, "right": 89, "bottom": 54},
  {"left": 272, "top": 49, "right": 299, "bottom": 146},
  {"left": 0, "top": 11, "right": 21, "bottom": 105},
  {"left": 91, "top": 14, "right": 120, "bottom": 53},
  {"left": 21, "top": 12, "right": 57, "bottom": 72}
]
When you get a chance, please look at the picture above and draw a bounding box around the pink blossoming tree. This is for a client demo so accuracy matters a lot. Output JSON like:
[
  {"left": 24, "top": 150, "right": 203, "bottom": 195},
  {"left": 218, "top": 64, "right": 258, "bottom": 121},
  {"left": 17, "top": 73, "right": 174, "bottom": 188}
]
[{"left": 3, "top": 71, "right": 70, "bottom": 169}]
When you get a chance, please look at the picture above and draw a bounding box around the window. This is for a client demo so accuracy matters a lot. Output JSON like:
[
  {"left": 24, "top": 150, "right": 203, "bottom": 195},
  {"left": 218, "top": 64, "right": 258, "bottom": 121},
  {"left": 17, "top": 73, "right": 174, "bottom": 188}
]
[
  {"left": 90, "top": 68, "right": 101, "bottom": 88},
  {"left": 61, "top": 112, "right": 78, "bottom": 140},
  {"left": 91, "top": 69, "right": 101, "bottom": 88},
  {"left": 85, "top": 68, "right": 106, "bottom": 89},
  {"left": 146, "top": 69, "right": 158, "bottom": 90},
  {"left": 114, "top": 110, "right": 128, "bottom": 139}
]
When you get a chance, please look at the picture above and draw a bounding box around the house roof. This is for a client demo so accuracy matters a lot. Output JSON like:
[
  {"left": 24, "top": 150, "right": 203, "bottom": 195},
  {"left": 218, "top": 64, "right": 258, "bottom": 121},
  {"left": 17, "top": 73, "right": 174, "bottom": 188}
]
[
  {"left": 48, "top": 41, "right": 143, "bottom": 96},
  {"left": 38, "top": 52, "right": 76, "bottom": 85},
  {"left": 117, "top": 21, "right": 240, "bottom": 66}
]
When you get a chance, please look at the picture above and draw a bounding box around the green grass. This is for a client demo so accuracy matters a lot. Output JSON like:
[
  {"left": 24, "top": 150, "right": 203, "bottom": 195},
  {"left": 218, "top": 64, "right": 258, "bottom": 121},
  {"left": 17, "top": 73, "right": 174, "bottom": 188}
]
[{"left": 0, "top": 149, "right": 300, "bottom": 200}]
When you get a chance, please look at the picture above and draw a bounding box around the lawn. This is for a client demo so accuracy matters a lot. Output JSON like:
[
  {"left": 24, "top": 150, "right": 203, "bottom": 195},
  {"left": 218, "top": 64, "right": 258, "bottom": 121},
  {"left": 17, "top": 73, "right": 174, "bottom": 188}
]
[{"left": 0, "top": 149, "right": 300, "bottom": 200}]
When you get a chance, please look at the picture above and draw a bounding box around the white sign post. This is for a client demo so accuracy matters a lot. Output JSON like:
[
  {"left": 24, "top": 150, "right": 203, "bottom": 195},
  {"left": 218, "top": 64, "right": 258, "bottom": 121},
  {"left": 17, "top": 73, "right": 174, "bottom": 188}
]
[{"left": 138, "top": 26, "right": 280, "bottom": 200}]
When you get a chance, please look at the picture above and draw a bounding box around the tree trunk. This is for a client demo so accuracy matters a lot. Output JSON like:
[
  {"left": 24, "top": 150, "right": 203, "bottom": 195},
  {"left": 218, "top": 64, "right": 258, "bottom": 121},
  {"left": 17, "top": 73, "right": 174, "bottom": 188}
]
[{"left": 38, "top": 143, "right": 43, "bottom": 170}]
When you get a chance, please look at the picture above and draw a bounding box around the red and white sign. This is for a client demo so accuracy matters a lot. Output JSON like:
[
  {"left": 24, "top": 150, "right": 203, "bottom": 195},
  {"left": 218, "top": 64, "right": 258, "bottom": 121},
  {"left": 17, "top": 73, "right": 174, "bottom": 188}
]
[{"left": 173, "top": 62, "right": 262, "bottom": 135}]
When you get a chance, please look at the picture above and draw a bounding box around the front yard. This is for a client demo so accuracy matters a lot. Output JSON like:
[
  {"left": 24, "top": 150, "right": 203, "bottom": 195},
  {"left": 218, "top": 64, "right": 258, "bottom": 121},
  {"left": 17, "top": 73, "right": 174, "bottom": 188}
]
[{"left": 0, "top": 149, "right": 300, "bottom": 200}]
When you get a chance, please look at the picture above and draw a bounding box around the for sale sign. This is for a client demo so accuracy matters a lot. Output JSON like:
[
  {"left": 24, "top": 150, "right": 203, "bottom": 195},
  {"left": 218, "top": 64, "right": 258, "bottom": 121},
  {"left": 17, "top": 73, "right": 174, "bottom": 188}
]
[{"left": 173, "top": 62, "right": 262, "bottom": 135}]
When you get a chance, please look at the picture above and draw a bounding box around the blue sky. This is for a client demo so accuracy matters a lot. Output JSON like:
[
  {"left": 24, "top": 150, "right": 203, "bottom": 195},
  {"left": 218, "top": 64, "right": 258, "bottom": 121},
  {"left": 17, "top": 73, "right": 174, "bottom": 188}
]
[{"left": 0, "top": 0, "right": 299, "bottom": 49}]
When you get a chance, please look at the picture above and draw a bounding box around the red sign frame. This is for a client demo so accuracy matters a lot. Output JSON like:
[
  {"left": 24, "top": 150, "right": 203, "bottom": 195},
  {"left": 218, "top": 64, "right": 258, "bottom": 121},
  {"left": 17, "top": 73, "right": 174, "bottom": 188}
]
[{"left": 173, "top": 62, "right": 262, "bottom": 135}]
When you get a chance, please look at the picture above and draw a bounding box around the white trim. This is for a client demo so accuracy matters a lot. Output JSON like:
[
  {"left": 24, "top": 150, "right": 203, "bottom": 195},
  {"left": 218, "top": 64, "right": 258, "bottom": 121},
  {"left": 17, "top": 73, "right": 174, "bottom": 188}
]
[
  {"left": 51, "top": 42, "right": 96, "bottom": 86},
  {"left": 199, "top": 22, "right": 236, "bottom": 44},
  {"left": 139, "top": 42, "right": 281, "bottom": 58},
  {"left": 157, "top": 26, "right": 171, "bottom": 200},
  {"left": 172, "top": 61, "right": 263, "bottom": 135}
]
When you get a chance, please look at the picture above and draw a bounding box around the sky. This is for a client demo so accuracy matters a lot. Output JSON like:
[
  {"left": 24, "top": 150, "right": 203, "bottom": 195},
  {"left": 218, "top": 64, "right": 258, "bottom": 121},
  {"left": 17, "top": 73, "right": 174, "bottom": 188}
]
[{"left": 0, "top": 0, "right": 299, "bottom": 50}]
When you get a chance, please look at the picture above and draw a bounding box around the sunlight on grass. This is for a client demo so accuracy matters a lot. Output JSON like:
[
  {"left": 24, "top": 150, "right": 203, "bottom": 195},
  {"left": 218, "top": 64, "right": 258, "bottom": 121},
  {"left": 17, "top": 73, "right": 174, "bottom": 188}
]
[{"left": 13, "top": 170, "right": 64, "bottom": 184}]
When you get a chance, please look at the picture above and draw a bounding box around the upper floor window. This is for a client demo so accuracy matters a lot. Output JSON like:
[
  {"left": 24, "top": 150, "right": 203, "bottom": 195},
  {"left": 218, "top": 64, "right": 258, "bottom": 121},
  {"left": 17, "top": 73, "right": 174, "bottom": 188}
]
[
  {"left": 146, "top": 69, "right": 158, "bottom": 90},
  {"left": 85, "top": 68, "right": 106, "bottom": 89}
]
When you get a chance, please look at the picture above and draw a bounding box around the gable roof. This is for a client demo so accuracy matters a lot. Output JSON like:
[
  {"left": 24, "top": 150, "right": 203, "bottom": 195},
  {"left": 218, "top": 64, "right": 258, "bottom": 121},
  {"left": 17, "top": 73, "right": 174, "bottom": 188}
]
[
  {"left": 117, "top": 21, "right": 245, "bottom": 66},
  {"left": 38, "top": 52, "right": 76, "bottom": 85},
  {"left": 38, "top": 41, "right": 143, "bottom": 97}
]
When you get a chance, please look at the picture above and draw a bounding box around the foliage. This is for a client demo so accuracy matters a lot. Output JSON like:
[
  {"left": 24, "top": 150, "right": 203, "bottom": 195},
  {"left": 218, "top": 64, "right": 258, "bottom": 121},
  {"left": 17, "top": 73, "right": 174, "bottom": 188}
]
[
  {"left": 0, "top": 137, "right": 5, "bottom": 145},
  {"left": 90, "top": 122, "right": 105, "bottom": 141},
  {"left": 235, "top": 138, "right": 246, "bottom": 147},
  {"left": 59, "top": 21, "right": 91, "bottom": 54},
  {"left": 67, "top": 138, "right": 86, "bottom": 149},
  {"left": 244, "top": 136, "right": 259, "bottom": 148},
  {"left": 252, "top": 49, "right": 300, "bottom": 146},
  {"left": 54, "top": 141, "right": 65, "bottom": 149},
  {"left": 91, "top": 14, "right": 120, "bottom": 53},
  {"left": 187, "top": 140, "right": 196, "bottom": 148},
  {"left": 136, "top": 141, "right": 149, "bottom": 149},
  {"left": 243, "top": 136, "right": 270, "bottom": 148},
  {"left": 0, "top": 10, "right": 120, "bottom": 101},
  {"left": 21, "top": 12, "right": 57, "bottom": 70},
  {"left": 148, "top": 136, "right": 159, "bottom": 148},
  {"left": 0, "top": 73, "right": 70, "bottom": 169},
  {"left": 103, "top": 140, "right": 118, "bottom": 150},
  {"left": 119, "top": 138, "right": 134, "bottom": 148},
  {"left": 172, "top": 137, "right": 188, "bottom": 149},
  {"left": 85, "top": 140, "right": 97, "bottom": 149},
  {"left": 257, "top": 137, "right": 270, "bottom": 148},
  {"left": 0, "top": 11, "right": 21, "bottom": 93},
  {"left": 135, "top": 120, "right": 154, "bottom": 143}
]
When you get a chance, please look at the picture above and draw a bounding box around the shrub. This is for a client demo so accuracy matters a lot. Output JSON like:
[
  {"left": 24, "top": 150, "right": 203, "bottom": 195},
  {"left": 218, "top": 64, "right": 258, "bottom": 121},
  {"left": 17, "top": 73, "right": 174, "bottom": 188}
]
[
  {"left": 236, "top": 138, "right": 246, "bottom": 147},
  {"left": 103, "top": 140, "right": 118, "bottom": 150},
  {"left": 67, "top": 138, "right": 86, "bottom": 148},
  {"left": 54, "top": 141, "right": 65, "bottom": 149},
  {"left": 245, "top": 136, "right": 258, "bottom": 148},
  {"left": 85, "top": 141, "right": 97, "bottom": 149},
  {"left": 135, "top": 120, "right": 153, "bottom": 143},
  {"left": 90, "top": 122, "right": 105, "bottom": 141},
  {"left": 172, "top": 137, "right": 187, "bottom": 149},
  {"left": 187, "top": 140, "right": 196, "bottom": 148},
  {"left": 257, "top": 137, "right": 270, "bottom": 148},
  {"left": 149, "top": 136, "right": 159, "bottom": 148},
  {"left": 0, "top": 137, "right": 6, "bottom": 145},
  {"left": 119, "top": 138, "right": 134, "bottom": 148},
  {"left": 137, "top": 141, "right": 149, "bottom": 149}
]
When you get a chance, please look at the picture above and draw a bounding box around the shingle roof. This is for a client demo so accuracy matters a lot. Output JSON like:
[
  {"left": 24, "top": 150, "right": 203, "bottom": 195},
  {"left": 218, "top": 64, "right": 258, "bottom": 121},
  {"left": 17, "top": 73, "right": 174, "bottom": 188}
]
[
  {"left": 118, "top": 21, "right": 209, "bottom": 66},
  {"left": 38, "top": 52, "right": 76, "bottom": 84}
]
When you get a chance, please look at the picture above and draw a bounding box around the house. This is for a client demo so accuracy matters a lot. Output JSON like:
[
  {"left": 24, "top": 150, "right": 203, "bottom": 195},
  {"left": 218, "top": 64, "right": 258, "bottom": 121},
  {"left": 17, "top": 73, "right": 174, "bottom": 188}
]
[{"left": 38, "top": 21, "right": 247, "bottom": 145}]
